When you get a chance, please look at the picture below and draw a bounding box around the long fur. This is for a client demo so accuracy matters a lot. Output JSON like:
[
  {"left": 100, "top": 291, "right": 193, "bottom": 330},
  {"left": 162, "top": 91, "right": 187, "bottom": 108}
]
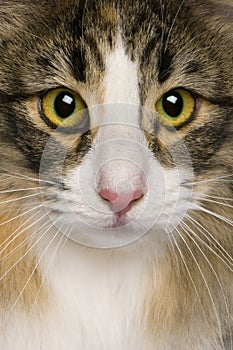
[{"left": 0, "top": 1, "right": 232, "bottom": 349}]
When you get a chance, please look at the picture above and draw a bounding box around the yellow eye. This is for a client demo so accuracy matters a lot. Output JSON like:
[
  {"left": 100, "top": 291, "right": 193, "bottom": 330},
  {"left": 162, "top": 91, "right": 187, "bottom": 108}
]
[
  {"left": 155, "top": 88, "right": 195, "bottom": 128},
  {"left": 39, "top": 88, "right": 88, "bottom": 131}
]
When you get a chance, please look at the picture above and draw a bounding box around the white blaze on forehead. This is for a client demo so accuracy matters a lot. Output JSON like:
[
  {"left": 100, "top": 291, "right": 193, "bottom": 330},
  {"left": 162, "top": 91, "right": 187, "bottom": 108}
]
[
  {"left": 88, "top": 36, "right": 147, "bottom": 203},
  {"left": 104, "top": 36, "right": 140, "bottom": 105}
]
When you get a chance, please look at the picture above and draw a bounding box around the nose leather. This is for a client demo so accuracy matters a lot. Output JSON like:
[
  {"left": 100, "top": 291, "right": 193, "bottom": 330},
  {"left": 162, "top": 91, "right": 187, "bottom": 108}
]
[{"left": 99, "top": 188, "right": 143, "bottom": 215}]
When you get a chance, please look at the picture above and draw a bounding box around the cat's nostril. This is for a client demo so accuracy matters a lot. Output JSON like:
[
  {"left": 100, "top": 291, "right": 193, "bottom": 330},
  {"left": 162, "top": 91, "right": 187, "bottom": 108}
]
[
  {"left": 99, "top": 188, "right": 144, "bottom": 216},
  {"left": 99, "top": 189, "right": 119, "bottom": 203},
  {"left": 130, "top": 189, "right": 144, "bottom": 202}
]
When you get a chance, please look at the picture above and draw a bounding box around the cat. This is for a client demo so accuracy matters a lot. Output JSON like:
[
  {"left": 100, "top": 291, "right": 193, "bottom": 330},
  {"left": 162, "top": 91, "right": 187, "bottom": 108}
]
[{"left": 0, "top": 0, "right": 232, "bottom": 349}]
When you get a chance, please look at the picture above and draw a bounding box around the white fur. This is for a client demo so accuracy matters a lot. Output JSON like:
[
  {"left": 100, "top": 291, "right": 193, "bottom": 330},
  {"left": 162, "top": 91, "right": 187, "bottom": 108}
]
[
  {"left": 40, "top": 237, "right": 149, "bottom": 350},
  {"left": 1, "top": 37, "right": 196, "bottom": 349},
  {"left": 104, "top": 36, "right": 140, "bottom": 105},
  {"left": 46, "top": 38, "right": 194, "bottom": 248}
]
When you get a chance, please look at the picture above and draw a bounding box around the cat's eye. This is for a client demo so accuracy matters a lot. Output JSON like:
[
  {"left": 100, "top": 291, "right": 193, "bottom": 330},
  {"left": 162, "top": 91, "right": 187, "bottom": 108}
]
[
  {"left": 39, "top": 88, "right": 88, "bottom": 131},
  {"left": 155, "top": 88, "right": 195, "bottom": 128}
]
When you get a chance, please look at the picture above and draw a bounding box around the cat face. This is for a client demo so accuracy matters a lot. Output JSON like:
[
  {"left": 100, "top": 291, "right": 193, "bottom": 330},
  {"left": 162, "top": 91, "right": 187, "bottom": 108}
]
[{"left": 0, "top": 0, "right": 232, "bottom": 250}]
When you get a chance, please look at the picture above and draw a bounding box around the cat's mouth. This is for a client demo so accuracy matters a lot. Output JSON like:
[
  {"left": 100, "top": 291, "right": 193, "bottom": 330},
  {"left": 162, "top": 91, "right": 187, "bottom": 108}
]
[{"left": 104, "top": 213, "right": 128, "bottom": 228}]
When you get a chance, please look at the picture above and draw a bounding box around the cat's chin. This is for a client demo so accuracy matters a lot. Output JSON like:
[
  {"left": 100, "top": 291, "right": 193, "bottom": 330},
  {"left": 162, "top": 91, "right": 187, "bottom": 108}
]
[{"left": 44, "top": 208, "right": 170, "bottom": 249}]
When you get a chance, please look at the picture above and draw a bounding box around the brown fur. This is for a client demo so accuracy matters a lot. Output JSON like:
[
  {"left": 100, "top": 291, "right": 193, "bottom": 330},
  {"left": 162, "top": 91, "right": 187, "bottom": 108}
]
[
  {"left": 0, "top": 198, "right": 48, "bottom": 315},
  {"left": 0, "top": 0, "right": 232, "bottom": 348}
]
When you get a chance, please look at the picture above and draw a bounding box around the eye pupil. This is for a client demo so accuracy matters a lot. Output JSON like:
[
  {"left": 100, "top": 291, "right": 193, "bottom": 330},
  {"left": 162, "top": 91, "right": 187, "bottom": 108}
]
[
  {"left": 162, "top": 91, "right": 183, "bottom": 118},
  {"left": 54, "top": 92, "right": 76, "bottom": 119}
]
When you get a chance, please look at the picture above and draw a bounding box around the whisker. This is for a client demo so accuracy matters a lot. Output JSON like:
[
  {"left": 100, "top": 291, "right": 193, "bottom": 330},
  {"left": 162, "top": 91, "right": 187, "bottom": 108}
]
[
  {"left": 194, "top": 192, "right": 233, "bottom": 202},
  {"left": 164, "top": 0, "right": 185, "bottom": 53},
  {"left": 28, "top": 221, "right": 71, "bottom": 320},
  {"left": 81, "top": 0, "right": 89, "bottom": 62},
  {"left": 180, "top": 221, "right": 232, "bottom": 349},
  {"left": 0, "top": 213, "right": 50, "bottom": 262},
  {"left": 0, "top": 215, "right": 65, "bottom": 328},
  {"left": 167, "top": 232, "right": 182, "bottom": 279},
  {"left": 158, "top": 0, "right": 165, "bottom": 65},
  {"left": 193, "top": 196, "right": 233, "bottom": 209},
  {"left": 58, "top": 220, "right": 72, "bottom": 254},
  {"left": 0, "top": 214, "right": 60, "bottom": 283},
  {"left": 175, "top": 228, "right": 224, "bottom": 348},
  {"left": 185, "top": 214, "right": 233, "bottom": 268},
  {"left": 188, "top": 173, "right": 233, "bottom": 186},
  {"left": 0, "top": 204, "right": 44, "bottom": 227},
  {"left": 0, "top": 192, "right": 40, "bottom": 206},
  {"left": 194, "top": 204, "right": 233, "bottom": 226},
  {"left": 0, "top": 187, "right": 41, "bottom": 194},
  {"left": 0, "top": 210, "right": 41, "bottom": 249},
  {"left": 0, "top": 171, "right": 39, "bottom": 183},
  {"left": 171, "top": 230, "right": 207, "bottom": 320},
  {"left": 0, "top": 167, "right": 56, "bottom": 186}
]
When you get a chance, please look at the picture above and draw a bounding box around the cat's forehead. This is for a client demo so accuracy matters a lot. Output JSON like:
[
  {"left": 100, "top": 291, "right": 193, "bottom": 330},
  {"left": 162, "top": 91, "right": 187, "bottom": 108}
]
[{"left": 0, "top": 0, "right": 232, "bottom": 101}]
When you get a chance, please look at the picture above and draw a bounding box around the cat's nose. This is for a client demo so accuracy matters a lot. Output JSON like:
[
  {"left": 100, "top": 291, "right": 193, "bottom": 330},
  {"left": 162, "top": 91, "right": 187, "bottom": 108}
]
[{"left": 99, "top": 188, "right": 144, "bottom": 216}]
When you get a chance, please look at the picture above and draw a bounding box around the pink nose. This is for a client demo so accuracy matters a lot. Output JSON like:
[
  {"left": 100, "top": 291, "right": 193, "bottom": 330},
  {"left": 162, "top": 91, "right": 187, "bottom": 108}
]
[{"left": 99, "top": 188, "right": 144, "bottom": 216}]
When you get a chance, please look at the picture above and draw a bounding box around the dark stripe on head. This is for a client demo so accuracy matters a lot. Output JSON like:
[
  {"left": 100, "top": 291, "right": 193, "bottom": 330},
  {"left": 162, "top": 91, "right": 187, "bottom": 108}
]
[
  {"left": 63, "top": 130, "right": 93, "bottom": 173},
  {"left": 67, "top": 46, "right": 87, "bottom": 83},
  {"left": 3, "top": 98, "right": 93, "bottom": 176},
  {"left": 36, "top": 56, "right": 57, "bottom": 71},
  {"left": 3, "top": 101, "right": 50, "bottom": 173},
  {"left": 185, "top": 61, "right": 202, "bottom": 74},
  {"left": 184, "top": 117, "right": 231, "bottom": 173},
  {"left": 142, "top": 36, "right": 160, "bottom": 66},
  {"left": 157, "top": 47, "right": 173, "bottom": 83}
]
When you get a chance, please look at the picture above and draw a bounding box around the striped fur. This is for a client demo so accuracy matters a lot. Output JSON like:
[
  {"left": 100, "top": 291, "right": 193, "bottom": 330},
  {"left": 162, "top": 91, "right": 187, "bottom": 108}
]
[{"left": 0, "top": 1, "right": 232, "bottom": 349}]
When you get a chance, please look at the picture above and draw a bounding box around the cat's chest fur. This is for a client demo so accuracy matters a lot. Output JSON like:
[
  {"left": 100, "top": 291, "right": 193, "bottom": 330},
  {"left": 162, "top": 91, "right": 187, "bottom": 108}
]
[
  {"left": 1, "top": 239, "right": 226, "bottom": 350},
  {"left": 45, "top": 244, "right": 146, "bottom": 350},
  {"left": 3, "top": 234, "right": 219, "bottom": 350},
  {"left": 5, "top": 234, "right": 149, "bottom": 350},
  {"left": 0, "top": 1, "right": 232, "bottom": 349}
]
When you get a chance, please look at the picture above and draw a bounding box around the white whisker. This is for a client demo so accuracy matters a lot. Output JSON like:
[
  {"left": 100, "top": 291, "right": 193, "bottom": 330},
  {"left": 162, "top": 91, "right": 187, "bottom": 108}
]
[
  {"left": 176, "top": 227, "right": 224, "bottom": 348},
  {"left": 0, "top": 204, "right": 44, "bottom": 227},
  {"left": 27, "top": 221, "right": 71, "bottom": 320},
  {"left": 194, "top": 196, "right": 233, "bottom": 209},
  {"left": 194, "top": 192, "right": 233, "bottom": 202},
  {"left": 180, "top": 221, "right": 232, "bottom": 349},
  {"left": 188, "top": 173, "right": 233, "bottom": 186},
  {"left": 0, "top": 210, "right": 41, "bottom": 249},
  {"left": 0, "top": 187, "right": 40, "bottom": 194},
  {"left": 158, "top": 0, "right": 165, "bottom": 63},
  {"left": 171, "top": 230, "right": 207, "bottom": 320},
  {"left": 0, "top": 167, "right": 56, "bottom": 186},
  {"left": 194, "top": 204, "right": 233, "bottom": 226},
  {"left": 167, "top": 232, "right": 182, "bottom": 279},
  {"left": 185, "top": 215, "right": 233, "bottom": 269},
  {"left": 0, "top": 192, "right": 40, "bottom": 206},
  {"left": 0, "top": 215, "right": 65, "bottom": 328},
  {"left": 0, "top": 214, "right": 60, "bottom": 283},
  {"left": 164, "top": 0, "right": 185, "bottom": 53},
  {"left": 0, "top": 213, "right": 50, "bottom": 262}
]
